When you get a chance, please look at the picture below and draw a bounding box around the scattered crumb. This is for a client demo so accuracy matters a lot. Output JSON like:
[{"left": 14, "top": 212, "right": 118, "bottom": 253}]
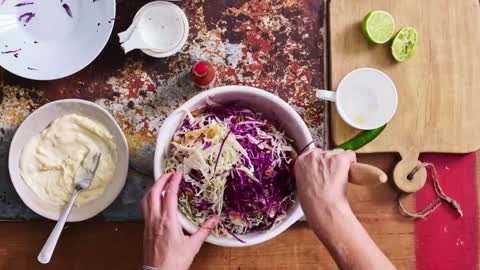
[
  {"left": 455, "top": 238, "right": 464, "bottom": 246},
  {"left": 443, "top": 226, "right": 448, "bottom": 233},
  {"left": 114, "top": 227, "right": 118, "bottom": 232},
  {"left": 445, "top": 166, "right": 450, "bottom": 170}
]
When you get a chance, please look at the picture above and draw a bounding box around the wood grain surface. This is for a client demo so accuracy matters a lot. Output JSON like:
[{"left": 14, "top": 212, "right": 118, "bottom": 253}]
[
  {"left": 329, "top": 0, "right": 480, "bottom": 192},
  {"left": 0, "top": 153, "right": 418, "bottom": 270}
]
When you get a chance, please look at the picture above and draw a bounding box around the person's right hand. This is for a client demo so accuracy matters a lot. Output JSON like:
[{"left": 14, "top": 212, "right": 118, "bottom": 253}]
[
  {"left": 295, "top": 149, "right": 398, "bottom": 270},
  {"left": 294, "top": 148, "right": 356, "bottom": 221}
]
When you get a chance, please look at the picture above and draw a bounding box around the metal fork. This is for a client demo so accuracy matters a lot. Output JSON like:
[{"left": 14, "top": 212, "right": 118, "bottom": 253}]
[{"left": 37, "top": 152, "right": 101, "bottom": 264}]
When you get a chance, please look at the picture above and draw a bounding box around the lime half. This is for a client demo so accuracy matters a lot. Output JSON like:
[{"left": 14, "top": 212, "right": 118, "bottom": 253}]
[
  {"left": 362, "top": 11, "right": 396, "bottom": 44},
  {"left": 391, "top": 26, "right": 418, "bottom": 62}
]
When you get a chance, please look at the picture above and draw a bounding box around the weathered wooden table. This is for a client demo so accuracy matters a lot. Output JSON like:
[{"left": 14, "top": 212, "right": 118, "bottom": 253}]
[
  {"left": 1, "top": 0, "right": 476, "bottom": 269},
  {"left": 0, "top": 0, "right": 337, "bottom": 268},
  {"left": 0, "top": 153, "right": 434, "bottom": 269},
  {"left": 0, "top": 0, "right": 327, "bottom": 220}
]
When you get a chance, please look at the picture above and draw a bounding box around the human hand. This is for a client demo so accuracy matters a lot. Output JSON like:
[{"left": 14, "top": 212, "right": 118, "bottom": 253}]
[
  {"left": 142, "top": 172, "right": 219, "bottom": 270},
  {"left": 294, "top": 148, "right": 356, "bottom": 221},
  {"left": 295, "top": 149, "right": 397, "bottom": 270}
]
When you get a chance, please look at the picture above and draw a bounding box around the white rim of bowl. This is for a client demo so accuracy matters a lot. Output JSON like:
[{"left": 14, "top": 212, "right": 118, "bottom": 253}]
[
  {"left": 153, "top": 85, "right": 309, "bottom": 247},
  {"left": 8, "top": 99, "right": 129, "bottom": 221}
]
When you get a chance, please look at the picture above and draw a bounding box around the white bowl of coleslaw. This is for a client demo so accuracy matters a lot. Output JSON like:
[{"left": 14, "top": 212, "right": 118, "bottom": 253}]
[{"left": 154, "top": 85, "right": 313, "bottom": 247}]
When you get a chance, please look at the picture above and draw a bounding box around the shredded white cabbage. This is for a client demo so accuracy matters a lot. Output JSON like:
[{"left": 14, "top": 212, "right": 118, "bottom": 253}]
[{"left": 165, "top": 106, "right": 296, "bottom": 239}]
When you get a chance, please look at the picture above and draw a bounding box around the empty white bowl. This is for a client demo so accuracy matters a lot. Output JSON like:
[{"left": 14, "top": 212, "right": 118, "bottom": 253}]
[
  {"left": 154, "top": 85, "right": 312, "bottom": 247},
  {"left": 119, "top": 1, "right": 189, "bottom": 58},
  {"left": 8, "top": 99, "right": 129, "bottom": 222},
  {"left": 0, "top": 0, "right": 115, "bottom": 80}
]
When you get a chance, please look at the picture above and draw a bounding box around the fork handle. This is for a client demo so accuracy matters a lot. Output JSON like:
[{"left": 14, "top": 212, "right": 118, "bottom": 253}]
[{"left": 38, "top": 191, "right": 80, "bottom": 264}]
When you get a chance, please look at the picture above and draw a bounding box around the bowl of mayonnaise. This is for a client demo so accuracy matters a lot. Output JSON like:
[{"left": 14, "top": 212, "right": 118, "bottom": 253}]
[{"left": 8, "top": 99, "right": 129, "bottom": 222}]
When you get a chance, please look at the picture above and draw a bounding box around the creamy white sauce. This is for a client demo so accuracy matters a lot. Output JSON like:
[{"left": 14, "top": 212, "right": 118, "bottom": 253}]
[{"left": 20, "top": 114, "right": 117, "bottom": 206}]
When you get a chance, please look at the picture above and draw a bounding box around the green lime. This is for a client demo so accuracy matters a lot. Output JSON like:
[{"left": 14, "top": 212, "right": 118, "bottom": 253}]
[
  {"left": 391, "top": 26, "right": 418, "bottom": 62},
  {"left": 362, "top": 11, "right": 396, "bottom": 44}
]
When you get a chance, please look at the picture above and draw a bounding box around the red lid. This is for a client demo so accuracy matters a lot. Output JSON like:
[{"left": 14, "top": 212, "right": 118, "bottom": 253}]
[{"left": 192, "top": 61, "right": 209, "bottom": 77}]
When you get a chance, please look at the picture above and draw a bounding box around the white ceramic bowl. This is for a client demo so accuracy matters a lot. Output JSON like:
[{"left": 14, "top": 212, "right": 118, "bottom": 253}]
[
  {"left": 0, "top": 0, "right": 115, "bottom": 80},
  {"left": 154, "top": 86, "right": 312, "bottom": 247},
  {"left": 120, "top": 1, "right": 189, "bottom": 58},
  {"left": 8, "top": 99, "right": 129, "bottom": 222}
]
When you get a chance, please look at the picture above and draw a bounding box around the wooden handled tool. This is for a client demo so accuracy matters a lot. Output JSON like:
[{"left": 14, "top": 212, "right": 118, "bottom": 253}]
[
  {"left": 302, "top": 144, "right": 387, "bottom": 186},
  {"left": 349, "top": 163, "right": 387, "bottom": 186}
]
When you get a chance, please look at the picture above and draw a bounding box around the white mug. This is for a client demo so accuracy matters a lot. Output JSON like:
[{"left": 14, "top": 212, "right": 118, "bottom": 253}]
[{"left": 317, "top": 68, "right": 398, "bottom": 130}]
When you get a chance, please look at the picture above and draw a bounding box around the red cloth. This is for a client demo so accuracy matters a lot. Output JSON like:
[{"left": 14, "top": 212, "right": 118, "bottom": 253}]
[{"left": 416, "top": 153, "right": 478, "bottom": 270}]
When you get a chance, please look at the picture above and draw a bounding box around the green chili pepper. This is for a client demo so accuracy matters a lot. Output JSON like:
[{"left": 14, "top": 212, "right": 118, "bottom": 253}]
[{"left": 336, "top": 124, "right": 387, "bottom": 150}]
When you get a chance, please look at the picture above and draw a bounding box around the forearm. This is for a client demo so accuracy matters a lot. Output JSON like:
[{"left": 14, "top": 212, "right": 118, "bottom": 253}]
[{"left": 308, "top": 204, "right": 396, "bottom": 270}]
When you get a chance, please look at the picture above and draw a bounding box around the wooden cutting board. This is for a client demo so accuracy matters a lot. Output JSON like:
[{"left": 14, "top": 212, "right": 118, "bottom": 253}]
[{"left": 329, "top": 0, "right": 480, "bottom": 192}]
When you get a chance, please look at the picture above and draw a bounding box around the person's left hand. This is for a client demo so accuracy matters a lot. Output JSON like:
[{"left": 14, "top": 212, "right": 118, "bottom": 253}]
[{"left": 142, "top": 172, "right": 219, "bottom": 270}]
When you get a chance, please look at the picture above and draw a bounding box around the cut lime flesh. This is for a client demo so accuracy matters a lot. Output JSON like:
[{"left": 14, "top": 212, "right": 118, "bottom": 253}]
[
  {"left": 362, "top": 11, "right": 396, "bottom": 44},
  {"left": 391, "top": 26, "right": 418, "bottom": 62}
]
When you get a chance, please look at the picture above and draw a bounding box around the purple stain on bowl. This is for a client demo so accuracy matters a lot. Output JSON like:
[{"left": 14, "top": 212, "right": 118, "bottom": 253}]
[
  {"left": 34, "top": 41, "right": 38, "bottom": 44},
  {"left": 0, "top": 0, "right": 6, "bottom": 5},
  {"left": 27, "top": 67, "right": 38, "bottom": 70},
  {"left": 18, "top": 12, "right": 35, "bottom": 24},
  {"left": 13, "top": 53, "right": 19, "bottom": 58},
  {"left": 62, "top": 3, "right": 73, "bottom": 18},
  {"left": 14, "top": 2, "right": 33, "bottom": 7}
]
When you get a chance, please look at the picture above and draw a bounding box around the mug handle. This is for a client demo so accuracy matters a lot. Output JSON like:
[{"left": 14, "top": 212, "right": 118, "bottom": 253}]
[{"left": 315, "top": 90, "right": 337, "bottom": 102}]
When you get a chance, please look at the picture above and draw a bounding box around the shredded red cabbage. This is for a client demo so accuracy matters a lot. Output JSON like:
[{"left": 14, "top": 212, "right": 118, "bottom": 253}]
[
  {"left": 15, "top": 2, "right": 33, "bottom": 7},
  {"left": 62, "top": 4, "right": 73, "bottom": 18},
  {"left": 18, "top": 12, "right": 35, "bottom": 23},
  {"left": 166, "top": 104, "right": 297, "bottom": 240},
  {"left": 108, "top": 16, "right": 119, "bottom": 24},
  {"left": 1, "top": 48, "right": 21, "bottom": 54}
]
